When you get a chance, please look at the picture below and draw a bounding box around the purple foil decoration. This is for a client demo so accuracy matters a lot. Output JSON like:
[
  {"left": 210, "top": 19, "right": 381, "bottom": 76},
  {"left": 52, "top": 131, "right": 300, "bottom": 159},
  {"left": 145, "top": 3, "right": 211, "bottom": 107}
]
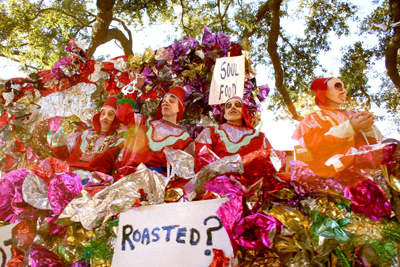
[
  {"left": 233, "top": 212, "right": 282, "bottom": 250},
  {"left": 201, "top": 26, "right": 216, "bottom": 46},
  {"left": 163, "top": 46, "right": 175, "bottom": 60},
  {"left": 48, "top": 172, "right": 82, "bottom": 215},
  {"left": 51, "top": 57, "right": 73, "bottom": 79},
  {"left": 290, "top": 160, "right": 348, "bottom": 195},
  {"left": 27, "top": 243, "right": 66, "bottom": 267},
  {"left": 257, "top": 85, "right": 270, "bottom": 101},
  {"left": 71, "top": 260, "right": 90, "bottom": 267},
  {"left": 344, "top": 179, "right": 392, "bottom": 221},
  {"left": 171, "top": 41, "right": 190, "bottom": 59},
  {"left": 182, "top": 36, "right": 200, "bottom": 48},
  {"left": 204, "top": 175, "right": 244, "bottom": 199},
  {"left": 0, "top": 169, "right": 39, "bottom": 223},
  {"left": 216, "top": 32, "right": 231, "bottom": 54}
]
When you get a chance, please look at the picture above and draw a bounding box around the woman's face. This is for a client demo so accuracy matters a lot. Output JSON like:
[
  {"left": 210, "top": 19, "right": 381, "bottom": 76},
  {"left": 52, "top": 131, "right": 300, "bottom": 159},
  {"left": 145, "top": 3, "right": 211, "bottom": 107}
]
[
  {"left": 100, "top": 106, "right": 116, "bottom": 132},
  {"left": 224, "top": 98, "right": 243, "bottom": 122},
  {"left": 161, "top": 94, "right": 180, "bottom": 116},
  {"left": 326, "top": 78, "right": 347, "bottom": 106}
]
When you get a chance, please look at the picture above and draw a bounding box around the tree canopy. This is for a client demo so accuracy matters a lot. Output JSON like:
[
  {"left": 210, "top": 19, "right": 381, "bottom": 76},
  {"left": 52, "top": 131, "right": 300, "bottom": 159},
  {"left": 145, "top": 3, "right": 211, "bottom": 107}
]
[{"left": 1, "top": 0, "right": 399, "bottom": 129}]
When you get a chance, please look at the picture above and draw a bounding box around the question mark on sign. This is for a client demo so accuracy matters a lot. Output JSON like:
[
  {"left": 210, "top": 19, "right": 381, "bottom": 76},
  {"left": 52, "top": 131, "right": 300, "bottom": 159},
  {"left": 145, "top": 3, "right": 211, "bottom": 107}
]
[{"left": 203, "top": 215, "right": 223, "bottom": 256}]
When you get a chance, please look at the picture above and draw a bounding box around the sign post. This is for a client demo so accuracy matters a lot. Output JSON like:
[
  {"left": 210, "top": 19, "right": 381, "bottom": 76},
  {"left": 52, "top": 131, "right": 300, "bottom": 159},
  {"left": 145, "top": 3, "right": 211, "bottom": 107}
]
[
  {"left": 112, "top": 198, "right": 233, "bottom": 267},
  {"left": 209, "top": 55, "right": 245, "bottom": 105}
]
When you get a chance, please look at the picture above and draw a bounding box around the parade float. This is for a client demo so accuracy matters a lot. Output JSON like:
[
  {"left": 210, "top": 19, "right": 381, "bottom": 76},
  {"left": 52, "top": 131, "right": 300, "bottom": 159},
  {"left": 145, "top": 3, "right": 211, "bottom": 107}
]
[{"left": 0, "top": 26, "right": 399, "bottom": 267}]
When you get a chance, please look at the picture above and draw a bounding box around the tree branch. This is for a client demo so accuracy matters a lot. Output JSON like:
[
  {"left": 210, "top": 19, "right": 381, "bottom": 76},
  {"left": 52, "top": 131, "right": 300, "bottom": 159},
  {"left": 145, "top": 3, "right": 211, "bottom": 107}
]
[
  {"left": 385, "top": 0, "right": 400, "bottom": 91},
  {"left": 279, "top": 33, "right": 308, "bottom": 59},
  {"left": 242, "top": 1, "right": 270, "bottom": 41},
  {"left": 113, "top": 17, "right": 132, "bottom": 45},
  {"left": 267, "top": 0, "right": 303, "bottom": 121},
  {"left": 179, "top": 0, "right": 192, "bottom": 36},
  {"left": 27, "top": 8, "right": 91, "bottom": 27}
]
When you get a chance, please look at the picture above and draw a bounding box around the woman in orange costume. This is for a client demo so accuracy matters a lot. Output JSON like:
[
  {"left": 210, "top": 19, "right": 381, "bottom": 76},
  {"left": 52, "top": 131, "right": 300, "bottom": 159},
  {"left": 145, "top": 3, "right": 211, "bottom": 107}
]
[
  {"left": 292, "top": 77, "right": 381, "bottom": 176},
  {"left": 195, "top": 97, "right": 272, "bottom": 172}
]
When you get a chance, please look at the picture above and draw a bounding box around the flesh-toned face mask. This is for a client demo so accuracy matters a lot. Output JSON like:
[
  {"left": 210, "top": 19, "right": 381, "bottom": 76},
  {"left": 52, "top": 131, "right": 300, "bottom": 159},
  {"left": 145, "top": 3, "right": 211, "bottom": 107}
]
[
  {"left": 100, "top": 106, "right": 116, "bottom": 132},
  {"left": 326, "top": 78, "right": 347, "bottom": 106},
  {"left": 161, "top": 94, "right": 180, "bottom": 116},
  {"left": 224, "top": 98, "right": 243, "bottom": 122}
]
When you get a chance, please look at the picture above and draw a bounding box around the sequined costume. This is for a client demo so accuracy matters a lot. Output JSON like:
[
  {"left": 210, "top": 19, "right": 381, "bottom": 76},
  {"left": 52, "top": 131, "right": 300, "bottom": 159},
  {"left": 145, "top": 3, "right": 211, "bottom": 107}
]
[
  {"left": 51, "top": 96, "right": 123, "bottom": 172},
  {"left": 114, "top": 105, "right": 194, "bottom": 170},
  {"left": 292, "top": 109, "right": 381, "bottom": 176}
]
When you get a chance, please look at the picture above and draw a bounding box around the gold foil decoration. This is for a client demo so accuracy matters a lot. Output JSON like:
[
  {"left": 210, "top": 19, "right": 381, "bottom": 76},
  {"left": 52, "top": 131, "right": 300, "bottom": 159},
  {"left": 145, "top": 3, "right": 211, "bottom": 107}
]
[
  {"left": 268, "top": 205, "right": 311, "bottom": 234},
  {"left": 164, "top": 188, "right": 184, "bottom": 202},
  {"left": 60, "top": 115, "right": 81, "bottom": 136},
  {"left": 270, "top": 188, "right": 294, "bottom": 199},
  {"left": 143, "top": 47, "right": 155, "bottom": 64},
  {"left": 66, "top": 226, "right": 95, "bottom": 247}
]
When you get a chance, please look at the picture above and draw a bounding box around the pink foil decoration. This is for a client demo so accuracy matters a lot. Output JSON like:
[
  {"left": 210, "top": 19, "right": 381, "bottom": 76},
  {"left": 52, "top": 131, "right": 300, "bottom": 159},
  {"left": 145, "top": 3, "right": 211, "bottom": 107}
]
[
  {"left": 216, "top": 196, "right": 244, "bottom": 254},
  {"left": 27, "top": 243, "right": 66, "bottom": 267},
  {"left": 233, "top": 212, "right": 282, "bottom": 250},
  {"left": 48, "top": 172, "right": 82, "bottom": 215},
  {"left": 0, "top": 169, "right": 40, "bottom": 223},
  {"left": 26, "top": 146, "right": 41, "bottom": 162},
  {"left": 204, "top": 175, "right": 245, "bottom": 199},
  {"left": 344, "top": 179, "right": 392, "bottom": 221}
]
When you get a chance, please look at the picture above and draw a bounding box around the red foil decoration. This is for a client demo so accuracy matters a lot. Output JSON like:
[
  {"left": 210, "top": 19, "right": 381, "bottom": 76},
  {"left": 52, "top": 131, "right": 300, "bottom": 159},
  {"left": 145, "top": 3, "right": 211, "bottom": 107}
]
[
  {"left": 208, "top": 249, "right": 230, "bottom": 267},
  {"left": 32, "top": 157, "right": 70, "bottom": 185}
]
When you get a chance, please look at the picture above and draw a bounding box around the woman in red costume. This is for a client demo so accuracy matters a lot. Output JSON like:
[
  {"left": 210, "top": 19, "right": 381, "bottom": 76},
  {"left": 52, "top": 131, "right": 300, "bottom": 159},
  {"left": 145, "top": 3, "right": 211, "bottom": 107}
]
[
  {"left": 48, "top": 95, "right": 124, "bottom": 172},
  {"left": 195, "top": 97, "right": 272, "bottom": 172},
  {"left": 292, "top": 77, "right": 381, "bottom": 176},
  {"left": 111, "top": 86, "right": 194, "bottom": 175}
]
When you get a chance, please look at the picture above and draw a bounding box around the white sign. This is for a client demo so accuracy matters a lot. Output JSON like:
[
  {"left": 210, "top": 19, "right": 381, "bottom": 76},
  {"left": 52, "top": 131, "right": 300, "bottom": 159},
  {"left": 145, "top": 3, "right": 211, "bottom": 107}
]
[
  {"left": 112, "top": 198, "right": 233, "bottom": 267},
  {"left": 209, "top": 55, "right": 245, "bottom": 105},
  {"left": 0, "top": 223, "right": 16, "bottom": 266}
]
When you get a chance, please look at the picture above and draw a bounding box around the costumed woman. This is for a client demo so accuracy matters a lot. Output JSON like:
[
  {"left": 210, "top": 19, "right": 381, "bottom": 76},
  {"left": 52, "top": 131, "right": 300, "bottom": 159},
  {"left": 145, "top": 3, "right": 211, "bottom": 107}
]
[
  {"left": 292, "top": 77, "right": 382, "bottom": 176},
  {"left": 194, "top": 96, "right": 273, "bottom": 172},
  {"left": 48, "top": 95, "right": 124, "bottom": 174},
  {"left": 93, "top": 85, "right": 194, "bottom": 178},
  {"left": 291, "top": 77, "right": 396, "bottom": 222}
]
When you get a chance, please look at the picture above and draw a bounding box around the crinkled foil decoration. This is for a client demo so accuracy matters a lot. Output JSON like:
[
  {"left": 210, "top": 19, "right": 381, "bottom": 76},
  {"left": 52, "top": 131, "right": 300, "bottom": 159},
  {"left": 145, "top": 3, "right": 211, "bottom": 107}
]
[
  {"left": 26, "top": 243, "right": 66, "bottom": 267},
  {"left": 34, "top": 82, "right": 98, "bottom": 127},
  {"left": 268, "top": 205, "right": 311, "bottom": 237},
  {"left": 3, "top": 91, "right": 15, "bottom": 106},
  {"left": 48, "top": 172, "right": 83, "bottom": 215},
  {"left": 164, "top": 148, "right": 195, "bottom": 179},
  {"left": 185, "top": 154, "right": 244, "bottom": 201},
  {"left": 108, "top": 58, "right": 128, "bottom": 72},
  {"left": 61, "top": 115, "right": 82, "bottom": 136},
  {"left": 22, "top": 172, "right": 51, "bottom": 210},
  {"left": 59, "top": 168, "right": 165, "bottom": 230},
  {"left": 88, "top": 61, "right": 111, "bottom": 83}
]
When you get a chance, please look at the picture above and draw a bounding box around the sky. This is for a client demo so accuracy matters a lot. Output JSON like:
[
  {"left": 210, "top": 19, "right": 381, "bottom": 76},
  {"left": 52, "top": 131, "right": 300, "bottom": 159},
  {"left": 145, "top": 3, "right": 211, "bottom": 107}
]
[{"left": 0, "top": 0, "right": 399, "bottom": 150}]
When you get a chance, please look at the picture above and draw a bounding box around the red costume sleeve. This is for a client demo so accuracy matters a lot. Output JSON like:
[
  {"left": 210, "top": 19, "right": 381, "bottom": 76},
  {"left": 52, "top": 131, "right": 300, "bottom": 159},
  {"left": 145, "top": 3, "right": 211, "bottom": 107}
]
[
  {"left": 88, "top": 145, "right": 122, "bottom": 174},
  {"left": 116, "top": 102, "right": 137, "bottom": 126}
]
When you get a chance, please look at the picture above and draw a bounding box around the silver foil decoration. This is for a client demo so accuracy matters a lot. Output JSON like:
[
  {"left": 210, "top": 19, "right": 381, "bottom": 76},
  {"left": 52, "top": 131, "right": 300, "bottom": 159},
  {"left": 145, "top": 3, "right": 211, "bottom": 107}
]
[
  {"left": 34, "top": 82, "right": 98, "bottom": 127},
  {"left": 185, "top": 154, "right": 244, "bottom": 201},
  {"left": 3, "top": 91, "right": 14, "bottom": 107},
  {"left": 109, "top": 58, "right": 129, "bottom": 72},
  {"left": 164, "top": 148, "right": 195, "bottom": 179},
  {"left": 59, "top": 168, "right": 166, "bottom": 230},
  {"left": 88, "top": 61, "right": 110, "bottom": 83},
  {"left": 22, "top": 172, "right": 52, "bottom": 210},
  {"left": 43, "top": 79, "right": 59, "bottom": 90}
]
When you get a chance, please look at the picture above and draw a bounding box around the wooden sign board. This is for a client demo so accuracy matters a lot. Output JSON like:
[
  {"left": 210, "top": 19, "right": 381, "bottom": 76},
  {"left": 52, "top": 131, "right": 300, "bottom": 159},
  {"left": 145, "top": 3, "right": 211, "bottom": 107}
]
[
  {"left": 112, "top": 198, "right": 233, "bottom": 267},
  {"left": 209, "top": 55, "right": 245, "bottom": 105},
  {"left": 294, "top": 145, "right": 313, "bottom": 162}
]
